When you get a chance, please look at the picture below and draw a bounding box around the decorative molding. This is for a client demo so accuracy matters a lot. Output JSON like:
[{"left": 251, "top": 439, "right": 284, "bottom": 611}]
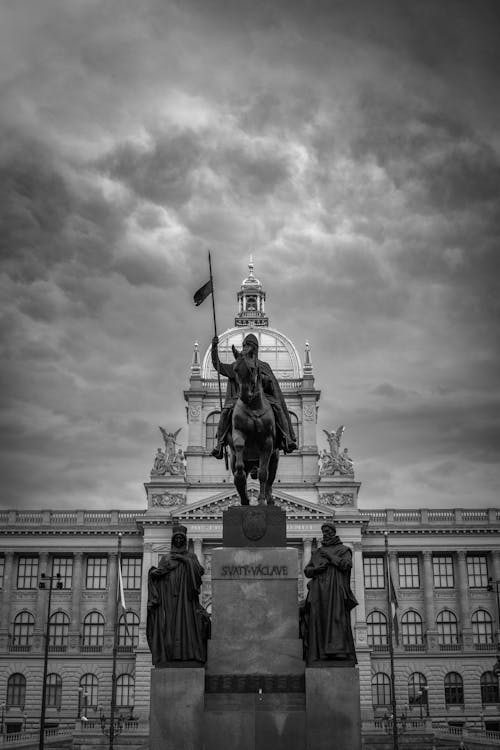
[
  {"left": 189, "top": 406, "right": 201, "bottom": 421},
  {"left": 303, "top": 405, "right": 315, "bottom": 421},
  {"left": 319, "top": 492, "right": 354, "bottom": 507},
  {"left": 175, "top": 490, "right": 333, "bottom": 521},
  {"left": 150, "top": 493, "right": 186, "bottom": 509}
]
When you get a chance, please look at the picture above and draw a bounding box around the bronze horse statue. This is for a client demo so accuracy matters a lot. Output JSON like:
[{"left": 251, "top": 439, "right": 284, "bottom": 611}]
[{"left": 227, "top": 346, "right": 279, "bottom": 505}]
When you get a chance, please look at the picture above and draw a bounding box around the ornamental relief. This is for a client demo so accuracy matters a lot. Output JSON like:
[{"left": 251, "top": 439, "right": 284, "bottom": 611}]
[
  {"left": 303, "top": 405, "right": 315, "bottom": 421},
  {"left": 189, "top": 405, "right": 201, "bottom": 421},
  {"left": 319, "top": 492, "right": 354, "bottom": 507},
  {"left": 150, "top": 493, "right": 186, "bottom": 508}
]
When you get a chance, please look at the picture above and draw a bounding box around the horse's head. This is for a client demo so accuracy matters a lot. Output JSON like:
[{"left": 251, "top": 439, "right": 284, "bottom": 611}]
[{"left": 233, "top": 345, "right": 259, "bottom": 403}]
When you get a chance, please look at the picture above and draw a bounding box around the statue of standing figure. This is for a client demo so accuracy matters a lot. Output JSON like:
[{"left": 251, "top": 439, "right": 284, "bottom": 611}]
[
  {"left": 301, "top": 522, "right": 358, "bottom": 665},
  {"left": 146, "top": 525, "right": 210, "bottom": 666}
]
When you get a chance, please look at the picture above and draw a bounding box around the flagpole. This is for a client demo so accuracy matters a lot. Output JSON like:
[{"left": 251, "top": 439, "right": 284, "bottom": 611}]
[
  {"left": 208, "top": 251, "right": 229, "bottom": 470},
  {"left": 384, "top": 531, "right": 399, "bottom": 750},
  {"left": 109, "top": 533, "right": 122, "bottom": 750}
]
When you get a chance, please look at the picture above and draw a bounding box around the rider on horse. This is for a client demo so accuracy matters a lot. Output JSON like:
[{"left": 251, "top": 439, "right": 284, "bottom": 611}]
[{"left": 210, "top": 333, "right": 298, "bottom": 459}]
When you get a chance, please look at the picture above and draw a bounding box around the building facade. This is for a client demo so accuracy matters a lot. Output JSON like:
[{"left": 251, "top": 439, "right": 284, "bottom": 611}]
[{"left": 1, "top": 263, "right": 500, "bottom": 742}]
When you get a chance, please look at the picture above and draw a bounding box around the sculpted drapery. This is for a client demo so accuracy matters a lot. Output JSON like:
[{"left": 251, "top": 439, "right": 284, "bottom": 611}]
[
  {"left": 146, "top": 525, "right": 210, "bottom": 666},
  {"left": 302, "top": 523, "right": 358, "bottom": 665}
]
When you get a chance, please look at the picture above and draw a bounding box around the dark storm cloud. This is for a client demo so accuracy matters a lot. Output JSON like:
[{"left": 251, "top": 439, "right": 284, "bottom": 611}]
[{"left": 0, "top": 0, "right": 499, "bottom": 509}]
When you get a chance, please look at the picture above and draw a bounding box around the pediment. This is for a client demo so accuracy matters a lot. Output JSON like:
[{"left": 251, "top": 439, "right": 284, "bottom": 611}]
[{"left": 176, "top": 486, "right": 333, "bottom": 520}]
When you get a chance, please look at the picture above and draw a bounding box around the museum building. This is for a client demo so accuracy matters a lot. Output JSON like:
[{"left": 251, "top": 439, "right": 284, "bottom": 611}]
[{"left": 1, "top": 262, "right": 500, "bottom": 744}]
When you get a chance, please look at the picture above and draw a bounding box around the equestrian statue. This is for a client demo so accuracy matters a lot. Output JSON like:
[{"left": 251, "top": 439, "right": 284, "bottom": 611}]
[{"left": 211, "top": 333, "right": 297, "bottom": 505}]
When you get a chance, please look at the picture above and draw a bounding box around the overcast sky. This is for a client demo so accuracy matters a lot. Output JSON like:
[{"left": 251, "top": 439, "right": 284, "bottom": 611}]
[{"left": 1, "top": 0, "right": 499, "bottom": 512}]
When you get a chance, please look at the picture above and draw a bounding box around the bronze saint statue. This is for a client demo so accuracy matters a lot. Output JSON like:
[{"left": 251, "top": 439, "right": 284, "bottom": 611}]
[
  {"left": 210, "top": 333, "right": 297, "bottom": 458},
  {"left": 146, "top": 525, "right": 210, "bottom": 666},
  {"left": 301, "top": 523, "right": 358, "bottom": 665}
]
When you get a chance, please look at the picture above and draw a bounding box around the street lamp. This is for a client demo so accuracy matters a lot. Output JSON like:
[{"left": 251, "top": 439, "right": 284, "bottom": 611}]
[{"left": 38, "top": 572, "right": 62, "bottom": 750}]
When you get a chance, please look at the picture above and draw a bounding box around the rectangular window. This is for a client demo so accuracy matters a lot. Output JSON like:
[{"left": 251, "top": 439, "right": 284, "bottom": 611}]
[
  {"left": 17, "top": 556, "right": 39, "bottom": 589},
  {"left": 0, "top": 557, "right": 4, "bottom": 588},
  {"left": 467, "top": 554, "right": 489, "bottom": 588},
  {"left": 52, "top": 557, "right": 73, "bottom": 589},
  {"left": 398, "top": 556, "right": 420, "bottom": 588},
  {"left": 86, "top": 557, "right": 108, "bottom": 589},
  {"left": 433, "top": 554, "right": 454, "bottom": 588},
  {"left": 121, "top": 557, "right": 142, "bottom": 590},
  {"left": 363, "top": 556, "right": 385, "bottom": 589}
]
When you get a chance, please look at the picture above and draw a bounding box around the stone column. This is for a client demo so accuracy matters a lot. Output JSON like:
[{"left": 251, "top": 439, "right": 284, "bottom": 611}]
[
  {"left": 302, "top": 539, "right": 312, "bottom": 599},
  {"left": 352, "top": 543, "right": 365, "bottom": 623},
  {"left": 0, "top": 551, "right": 15, "bottom": 640},
  {"left": 193, "top": 538, "right": 204, "bottom": 569},
  {"left": 457, "top": 551, "right": 472, "bottom": 648},
  {"left": 70, "top": 552, "right": 83, "bottom": 650},
  {"left": 107, "top": 552, "right": 118, "bottom": 626},
  {"left": 352, "top": 542, "right": 368, "bottom": 653},
  {"left": 139, "top": 543, "right": 154, "bottom": 642},
  {"left": 36, "top": 552, "right": 49, "bottom": 633},
  {"left": 491, "top": 552, "right": 500, "bottom": 639},
  {"left": 423, "top": 551, "right": 437, "bottom": 651}
]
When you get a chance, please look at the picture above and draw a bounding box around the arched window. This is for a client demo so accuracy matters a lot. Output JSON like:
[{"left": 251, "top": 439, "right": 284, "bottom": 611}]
[
  {"left": 79, "top": 674, "right": 98, "bottom": 710},
  {"left": 371, "top": 673, "right": 391, "bottom": 707},
  {"left": 12, "top": 611, "right": 35, "bottom": 647},
  {"left": 118, "top": 612, "right": 139, "bottom": 649},
  {"left": 444, "top": 672, "right": 463, "bottom": 705},
  {"left": 49, "top": 611, "right": 70, "bottom": 650},
  {"left": 481, "top": 671, "right": 499, "bottom": 704},
  {"left": 472, "top": 610, "right": 494, "bottom": 646},
  {"left": 367, "top": 611, "right": 388, "bottom": 647},
  {"left": 82, "top": 612, "right": 105, "bottom": 649},
  {"left": 436, "top": 610, "right": 459, "bottom": 646},
  {"left": 408, "top": 673, "right": 428, "bottom": 712},
  {"left": 116, "top": 675, "right": 135, "bottom": 707},
  {"left": 289, "top": 412, "right": 300, "bottom": 447},
  {"left": 46, "top": 673, "right": 62, "bottom": 709},
  {"left": 206, "top": 412, "right": 220, "bottom": 451},
  {"left": 401, "top": 611, "right": 424, "bottom": 646},
  {"left": 7, "top": 674, "right": 26, "bottom": 709}
]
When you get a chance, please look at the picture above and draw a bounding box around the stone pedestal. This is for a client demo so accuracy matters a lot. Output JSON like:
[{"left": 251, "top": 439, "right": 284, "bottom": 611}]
[
  {"left": 204, "top": 541, "right": 305, "bottom": 750},
  {"left": 150, "top": 667, "right": 204, "bottom": 750},
  {"left": 306, "top": 667, "right": 361, "bottom": 750},
  {"left": 207, "top": 546, "right": 303, "bottom": 674}
]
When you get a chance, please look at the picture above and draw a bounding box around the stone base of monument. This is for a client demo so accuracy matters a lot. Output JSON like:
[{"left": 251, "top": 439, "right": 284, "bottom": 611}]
[
  {"left": 305, "top": 667, "right": 361, "bottom": 750},
  {"left": 149, "top": 667, "right": 204, "bottom": 750},
  {"left": 148, "top": 507, "right": 362, "bottom": 750}
]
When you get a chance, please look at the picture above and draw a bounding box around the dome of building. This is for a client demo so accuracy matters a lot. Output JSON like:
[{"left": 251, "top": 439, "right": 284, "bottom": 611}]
[{"left": 202, "top": 326, "right": 302, "bottom": 380}]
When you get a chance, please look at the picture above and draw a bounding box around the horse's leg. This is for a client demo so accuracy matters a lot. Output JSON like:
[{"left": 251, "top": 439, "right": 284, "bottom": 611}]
[
  {"left": 232, "top": 428, "right": 249, "bottom": 505},
  {"left": 264, "top": 449, "right": 279, "bottom": 505},
  {"left": 257, "top": 437, "right": 273, "bottom": 505}
]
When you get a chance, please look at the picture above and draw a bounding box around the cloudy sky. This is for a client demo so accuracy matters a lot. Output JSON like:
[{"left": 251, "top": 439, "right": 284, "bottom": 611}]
[{"left": 1, "top": 0, "right": 499, "bottom": 512}]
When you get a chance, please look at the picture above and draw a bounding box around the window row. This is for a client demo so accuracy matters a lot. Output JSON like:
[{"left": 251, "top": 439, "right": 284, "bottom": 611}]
[
  {"left": 372, "top": 671, "right": 499, "bottom": 708},
  {"left": 367, "top": 609, "right": 496, "bottom": 647},
  {"left": 5, "top": 556, "right": 143, "bottom": 590},
  {"left": 5, "top": 673, "right": 135, "bottom": 710},
  {"left": 9, "top": 611, "right": 139, "bottom": 649},
  {"left": 205, "top": 411, "right": 300, "bottom": 451},
  {"left": 364, "top": 553, "right": 490, "bottom": 589}
]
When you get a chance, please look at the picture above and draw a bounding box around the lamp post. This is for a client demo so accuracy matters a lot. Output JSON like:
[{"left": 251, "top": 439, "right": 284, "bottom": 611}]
[{"left": 38, "top": 572, "right": 62, "bottom": 750}]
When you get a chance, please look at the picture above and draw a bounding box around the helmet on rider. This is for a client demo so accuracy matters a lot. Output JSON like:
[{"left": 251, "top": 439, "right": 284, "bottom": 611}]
[{"left": 242, "top": 333, "right": 259, "bottom": 352}]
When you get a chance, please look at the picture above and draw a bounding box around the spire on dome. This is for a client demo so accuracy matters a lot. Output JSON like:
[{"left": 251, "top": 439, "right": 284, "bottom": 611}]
[
  {"left": 304, "top": 341, "right": 313, "bottom": 375},
  {"left": 235, "top": 258, "right": 268, "bottom": 327},
  {"left": 190, "top": 341, "right": 201, "bottom": 376}
]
